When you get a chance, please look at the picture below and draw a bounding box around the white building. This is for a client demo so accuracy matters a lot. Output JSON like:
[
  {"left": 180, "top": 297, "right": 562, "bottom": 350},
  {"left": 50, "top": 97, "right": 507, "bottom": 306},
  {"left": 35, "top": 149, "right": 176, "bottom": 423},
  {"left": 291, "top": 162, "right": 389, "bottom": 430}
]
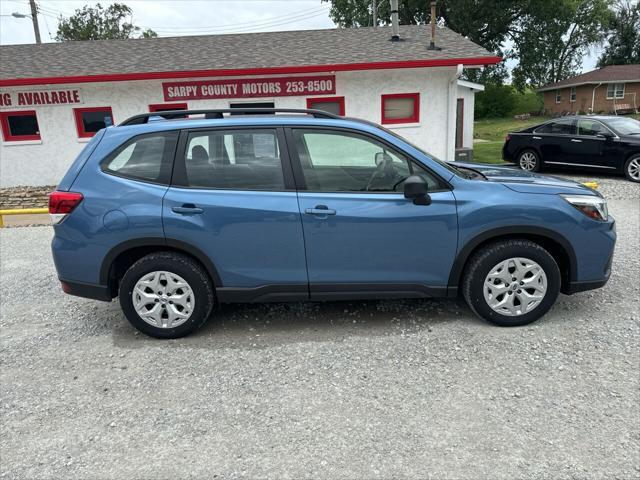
[{"left": 0, "top": 25, "right": 498, "bottom": 187}]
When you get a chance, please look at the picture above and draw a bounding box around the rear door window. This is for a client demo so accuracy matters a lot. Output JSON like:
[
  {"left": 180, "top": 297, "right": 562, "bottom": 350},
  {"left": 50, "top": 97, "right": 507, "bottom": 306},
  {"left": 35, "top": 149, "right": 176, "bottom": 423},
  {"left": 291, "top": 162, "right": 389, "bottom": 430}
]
[
  {"left": 577, "top": 119, "right": 608, "bottom": 136},
  {"left": 535, "top": 119, "right": 576, "bottom": 135},
  {"left": 103, "top": 131, "right": 178, "bottom": 184},
  {"left": 182, "top": 129, "right": 285, "bottom": 190}
]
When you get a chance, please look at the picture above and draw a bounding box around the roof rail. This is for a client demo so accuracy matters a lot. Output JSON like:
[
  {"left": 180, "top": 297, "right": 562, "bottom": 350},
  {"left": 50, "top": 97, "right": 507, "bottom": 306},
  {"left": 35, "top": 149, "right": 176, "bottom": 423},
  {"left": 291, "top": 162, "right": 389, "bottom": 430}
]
[{"left": 119, "top": 108, "right": 340, "bottom": 126}]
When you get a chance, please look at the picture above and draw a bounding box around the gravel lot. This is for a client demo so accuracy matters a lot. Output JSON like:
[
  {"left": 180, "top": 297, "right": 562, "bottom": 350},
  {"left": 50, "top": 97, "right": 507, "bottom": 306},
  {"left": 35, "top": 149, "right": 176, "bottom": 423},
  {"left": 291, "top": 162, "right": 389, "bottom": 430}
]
[{"left": 1, "top": 173, "right": 638, "bottom": 480}]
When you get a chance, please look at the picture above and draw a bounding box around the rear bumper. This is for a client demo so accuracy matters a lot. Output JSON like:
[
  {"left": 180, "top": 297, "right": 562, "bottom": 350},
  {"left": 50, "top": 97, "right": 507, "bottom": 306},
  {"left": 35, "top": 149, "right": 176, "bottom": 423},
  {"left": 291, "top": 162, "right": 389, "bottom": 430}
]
[
  {"left": 59, "top": 278, "right": 113, "bottom": 302},
  {"left": 502, "top": 143, "right": 513, "bottom": 161}
]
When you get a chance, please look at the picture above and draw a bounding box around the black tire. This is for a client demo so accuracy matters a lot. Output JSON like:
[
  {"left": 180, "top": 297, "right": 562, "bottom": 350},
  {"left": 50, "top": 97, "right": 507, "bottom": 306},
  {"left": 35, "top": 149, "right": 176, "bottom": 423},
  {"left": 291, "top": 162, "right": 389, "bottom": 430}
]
[
  {"left": 517, "top": 149, "right": 542, "bottom": 172},
  {"left": 462, "top": 239, "right": 560, "bottom": 327},
  {"left": 118, "top": 252, "right": 214, "bottom": 338},
  {"left": 623, "top": 154, "right": 640, "bottom": 183}
]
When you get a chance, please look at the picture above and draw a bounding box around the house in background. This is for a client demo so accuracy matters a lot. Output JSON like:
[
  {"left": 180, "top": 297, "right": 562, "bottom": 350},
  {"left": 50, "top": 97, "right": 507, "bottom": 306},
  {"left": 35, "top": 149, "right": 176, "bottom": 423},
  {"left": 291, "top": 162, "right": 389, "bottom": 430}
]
[{"left": 538, "top": 64, "right": 640, "bottom": 115}]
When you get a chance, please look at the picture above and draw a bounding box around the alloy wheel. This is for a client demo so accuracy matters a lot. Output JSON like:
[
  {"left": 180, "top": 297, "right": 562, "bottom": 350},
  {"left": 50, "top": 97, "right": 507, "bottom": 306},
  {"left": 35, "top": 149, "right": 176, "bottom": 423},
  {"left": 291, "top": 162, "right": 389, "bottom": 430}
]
[
  {"left": 519, "top": 152, "right": 537, "bottom": 171},
  {"left": 132, "top": 271, "right": 195, "bottom": 328},
  {"left": 483, "top": 257, "right": 547, "bottom": 316},
  {"left": 628, "top": 158, "right": 640, "bottom": 181}
]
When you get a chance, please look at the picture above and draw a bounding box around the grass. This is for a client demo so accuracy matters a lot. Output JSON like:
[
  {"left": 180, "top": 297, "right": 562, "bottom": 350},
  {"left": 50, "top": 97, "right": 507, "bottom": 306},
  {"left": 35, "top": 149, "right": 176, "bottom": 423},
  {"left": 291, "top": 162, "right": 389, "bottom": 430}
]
[{"left": 472, "top": 116, "right": 551, "bottom": 164}]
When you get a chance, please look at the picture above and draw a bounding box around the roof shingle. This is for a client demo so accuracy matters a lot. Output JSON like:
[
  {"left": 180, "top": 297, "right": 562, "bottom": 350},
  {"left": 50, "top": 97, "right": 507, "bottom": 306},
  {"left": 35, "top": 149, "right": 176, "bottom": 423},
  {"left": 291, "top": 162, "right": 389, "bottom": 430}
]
[
  {"left": 0, "top": 25, "right": 497, "bottom": 83},
  {"left": 538, "top": 64, "right": 640, "bottom": 91}
]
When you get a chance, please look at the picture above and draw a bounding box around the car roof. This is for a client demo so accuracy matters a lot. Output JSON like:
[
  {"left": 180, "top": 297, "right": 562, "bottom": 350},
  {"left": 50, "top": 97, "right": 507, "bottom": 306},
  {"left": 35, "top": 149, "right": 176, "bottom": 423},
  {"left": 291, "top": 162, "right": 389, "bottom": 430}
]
[
  {"left": 543, "top": 115, "right": 628, "bottom": 121},
  {"left": 106, "top": 114, "right": 380, "bottom": 137}
]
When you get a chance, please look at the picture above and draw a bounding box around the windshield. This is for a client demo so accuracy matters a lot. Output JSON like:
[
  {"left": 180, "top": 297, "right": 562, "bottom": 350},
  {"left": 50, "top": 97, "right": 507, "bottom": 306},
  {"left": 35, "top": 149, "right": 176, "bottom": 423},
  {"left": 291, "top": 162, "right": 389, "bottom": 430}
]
[
  {"left": 374, "top": 125, "right": 461, "bottom": 177},
  {"left": 606, "top": 117, "right": 640, "bottom": 135}
]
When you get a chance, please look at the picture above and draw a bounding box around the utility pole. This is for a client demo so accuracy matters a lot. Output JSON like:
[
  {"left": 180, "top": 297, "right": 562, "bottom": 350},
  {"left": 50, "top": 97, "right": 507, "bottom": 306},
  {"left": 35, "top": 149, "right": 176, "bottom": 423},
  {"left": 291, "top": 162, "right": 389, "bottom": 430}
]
[
  {"left": 28, "top": 0, "right": 41, "bottom": 44},
  {"left": 372, "top": 0, "right": 377, "bottom": 28}
]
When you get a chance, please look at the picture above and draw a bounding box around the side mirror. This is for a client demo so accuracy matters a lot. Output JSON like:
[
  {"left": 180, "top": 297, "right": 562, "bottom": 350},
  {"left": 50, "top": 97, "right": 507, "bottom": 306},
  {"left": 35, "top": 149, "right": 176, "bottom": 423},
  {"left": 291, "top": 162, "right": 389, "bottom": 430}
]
[
  {"left": 596, "top": 131, "right": 614, "bottom": 140},
  {"left": 403, "top": 175, "right": 431, "bottom": 206}
]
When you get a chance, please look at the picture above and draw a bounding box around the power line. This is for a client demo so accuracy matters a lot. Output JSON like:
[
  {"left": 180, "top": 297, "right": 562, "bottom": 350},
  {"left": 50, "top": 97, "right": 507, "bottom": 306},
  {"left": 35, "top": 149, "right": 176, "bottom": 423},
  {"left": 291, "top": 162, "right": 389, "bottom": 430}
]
[
  {"left": 148, "top": 5, "right": 330, "bottom": 33},
  {"left": 2, "top": 1, "right": 333, "bottom": 39},
  {"left": 152, "top": 11, "right": 331, "bottom": 35}
]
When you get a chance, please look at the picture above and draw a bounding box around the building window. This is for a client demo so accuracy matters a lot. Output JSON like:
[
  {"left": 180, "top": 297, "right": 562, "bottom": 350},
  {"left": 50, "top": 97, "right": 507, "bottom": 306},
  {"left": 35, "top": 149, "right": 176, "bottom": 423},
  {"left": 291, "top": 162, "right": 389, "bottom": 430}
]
[
  {"left": 555, "top": 90, "right": 562, "bottom": 103},
  {"left": 306, "top": 96, "right": 345, "bottom": 116},
  {"left": 570, "top": 87, "right": 576, "bottom": 102},
  {"left": 74, "top": 107, "right": 114, "bottom": 138},
  {"left": 381, "top": 93, "right": 420, "bottom": 124},
  {"left": 0, "top": 110, "right": 40, "bottom": 142},
  {"left": 229, "top": 102, "right": 275, "bottom": 114},
  {"left": 606, "top": 83, "right": 625, "bottom": 99},
  {"left": 149, "top": 103, "right": 188, "bottom": 112}
]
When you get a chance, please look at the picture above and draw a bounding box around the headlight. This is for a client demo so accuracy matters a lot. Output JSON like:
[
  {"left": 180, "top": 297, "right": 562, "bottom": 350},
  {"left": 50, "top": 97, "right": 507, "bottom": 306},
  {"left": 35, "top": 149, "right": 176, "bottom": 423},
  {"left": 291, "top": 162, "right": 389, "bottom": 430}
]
[{"left": 561, "top": 194, "right": 608, "bottom": 221}]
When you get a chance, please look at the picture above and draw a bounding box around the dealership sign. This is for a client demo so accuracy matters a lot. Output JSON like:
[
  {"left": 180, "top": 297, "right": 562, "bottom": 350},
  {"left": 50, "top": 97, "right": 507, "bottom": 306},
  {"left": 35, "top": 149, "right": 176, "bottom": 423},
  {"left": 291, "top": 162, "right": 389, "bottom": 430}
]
[
  {"left": 163, "top": 75, "right": 335, "bottom": 101},
  {"left": 0, "top": 88, "right": 83, "bottom": 109}
]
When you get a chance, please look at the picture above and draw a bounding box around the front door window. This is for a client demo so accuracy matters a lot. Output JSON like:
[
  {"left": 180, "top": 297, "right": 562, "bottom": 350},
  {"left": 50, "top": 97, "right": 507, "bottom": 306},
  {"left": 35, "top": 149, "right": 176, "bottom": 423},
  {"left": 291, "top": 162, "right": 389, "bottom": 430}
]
[{"left": 292, "top": 129, "right": 441, "bottom": 192}]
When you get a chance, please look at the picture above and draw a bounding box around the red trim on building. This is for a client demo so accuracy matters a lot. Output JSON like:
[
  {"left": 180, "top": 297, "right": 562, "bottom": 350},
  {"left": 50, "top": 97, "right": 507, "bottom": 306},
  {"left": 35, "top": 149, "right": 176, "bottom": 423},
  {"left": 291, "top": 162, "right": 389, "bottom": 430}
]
[
  {"left": 381, "top": 93, "right": 420, "bottom": 125},
  {"left": 149, "top": 102, "right": 188, "bottom": 112},
  {"left": 0, "top": 110, "right": 40, "bottom": 141},
  {"left": 0, "top": 57, "right": 502, "bottom": 87},
  {"left": 73, "top": 106, "right": 114, "bottom": 138},
  {"left": 306, "top": 96, "right": 346, "bottom": 116}
]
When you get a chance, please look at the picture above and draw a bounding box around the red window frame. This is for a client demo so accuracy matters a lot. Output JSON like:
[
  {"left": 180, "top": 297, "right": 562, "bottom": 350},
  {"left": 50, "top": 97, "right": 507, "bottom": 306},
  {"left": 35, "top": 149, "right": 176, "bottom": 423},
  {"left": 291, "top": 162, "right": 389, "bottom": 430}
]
[
  {"left": 0, "top": 110, "right": 41, "bottom": 141},
  {"left": 306, "top": 96, "right": 345, "bottom": 116},
  {"left": 73, "top": 106, "right": 114, "bottom": 138},
  {"left": 148, "top": 102, "right": 188, "bottom": 112},
  {"left": 381, "top": 93, "right": 420, "bottom": 124}
]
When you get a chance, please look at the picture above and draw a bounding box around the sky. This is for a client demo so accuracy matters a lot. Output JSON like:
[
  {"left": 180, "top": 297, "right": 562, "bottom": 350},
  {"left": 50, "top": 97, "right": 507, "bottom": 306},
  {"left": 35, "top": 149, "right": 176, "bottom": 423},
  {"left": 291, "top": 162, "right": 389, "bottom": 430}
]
[{"left": 0, "top": 0, "right": 599, "bottom": 72}]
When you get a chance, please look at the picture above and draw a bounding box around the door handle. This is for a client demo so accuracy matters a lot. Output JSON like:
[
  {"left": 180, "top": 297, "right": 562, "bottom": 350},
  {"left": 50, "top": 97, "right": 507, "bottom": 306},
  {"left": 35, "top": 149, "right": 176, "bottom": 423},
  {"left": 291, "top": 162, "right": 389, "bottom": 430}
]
[
  {"left": 532, "top": 136, "right": 542, "bottom": 140},
  {"left": 305, "top": 205, "right": 336, "bottom": 216},
  {"left": 571, "top": 139, "right": 583, "bottom": 143},
  {"left": 172, "top": 204, "right": 204, "bottom": 215}
]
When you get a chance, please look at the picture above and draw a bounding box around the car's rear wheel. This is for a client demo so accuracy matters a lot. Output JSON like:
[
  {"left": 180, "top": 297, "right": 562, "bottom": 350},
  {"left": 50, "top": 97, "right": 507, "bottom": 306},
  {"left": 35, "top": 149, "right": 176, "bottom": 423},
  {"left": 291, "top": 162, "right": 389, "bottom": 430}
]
[
  {"left": 462, "top": 239, "right": 560, "bottom": 327},
  {"left": 518, "top": 149, "right": 541, "bottom": 172},
  {"left": 624, "top": 155, "right": 640, "bottom": 183},
  {"left": 119, "top": 252, "right": 214, "bottom": 338}
]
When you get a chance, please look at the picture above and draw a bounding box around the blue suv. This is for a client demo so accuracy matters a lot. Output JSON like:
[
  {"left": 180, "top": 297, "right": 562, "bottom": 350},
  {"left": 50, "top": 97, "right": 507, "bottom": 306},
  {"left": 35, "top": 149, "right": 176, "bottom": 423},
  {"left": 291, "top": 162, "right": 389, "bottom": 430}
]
[{"left": 50, "top": 108, "right": 616, "bottom": 338}]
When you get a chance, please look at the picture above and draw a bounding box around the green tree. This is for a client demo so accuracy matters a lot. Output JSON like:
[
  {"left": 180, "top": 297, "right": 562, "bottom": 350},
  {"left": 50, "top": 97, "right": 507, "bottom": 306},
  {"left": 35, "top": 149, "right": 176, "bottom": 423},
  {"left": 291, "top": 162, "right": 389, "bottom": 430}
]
[
  {"left": 597, "top": 0, "right": 640, "bottom": 66},
  {"left": 323, "top": 0, "right": 611, "bottom": 89},
  {"left": 323, "top": 0, "right": 522, "bottom": 52},
  {"left": 322, "top": 0, "right": 525, "bottom": 84},
  {"left": 55, "top": 3, "right": 157, "bottom": 41},
  {"left": 475, "top": 84, "right": 517, "bottom": 118},
  {"left": 510, "top": 0, "right": 611, "bottom": 89}
]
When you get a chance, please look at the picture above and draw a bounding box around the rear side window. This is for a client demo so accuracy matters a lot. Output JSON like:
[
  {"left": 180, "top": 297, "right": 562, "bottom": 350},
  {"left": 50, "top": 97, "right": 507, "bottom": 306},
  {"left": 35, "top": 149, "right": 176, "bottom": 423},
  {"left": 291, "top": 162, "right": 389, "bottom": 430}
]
[
  {"left": 181, "top": 129, "right": 285, "bottom": 190},
  {"left": 535, "top": 119, "right": 575, "bottom": 135},
  {"left": 103, "top": 131, "right": 178, "bottom": 184}
]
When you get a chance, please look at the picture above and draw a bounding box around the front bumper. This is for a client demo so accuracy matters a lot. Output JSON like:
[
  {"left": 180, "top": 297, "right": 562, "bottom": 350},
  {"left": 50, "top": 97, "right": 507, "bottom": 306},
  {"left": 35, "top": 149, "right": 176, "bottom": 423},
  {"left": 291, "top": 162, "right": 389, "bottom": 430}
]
[{"left": 563, "top": 216, "right": 615, "bottom": 295}]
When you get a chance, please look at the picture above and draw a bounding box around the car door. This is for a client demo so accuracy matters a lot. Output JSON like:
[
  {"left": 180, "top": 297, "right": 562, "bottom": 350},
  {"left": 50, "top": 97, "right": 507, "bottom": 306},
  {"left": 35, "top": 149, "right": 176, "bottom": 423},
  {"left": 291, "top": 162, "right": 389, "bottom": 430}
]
[
  {"left": 287, "top": 127, "right": 458, "bottom": 299},
  {"left": 533, "top": 118, "right": 576, "bottom": 164},
  {"left": 163, "top": 126, "right": 308, "bottom": 300},
  {"left": 571, "top": 118, "right": 620, "bottom": 170}
]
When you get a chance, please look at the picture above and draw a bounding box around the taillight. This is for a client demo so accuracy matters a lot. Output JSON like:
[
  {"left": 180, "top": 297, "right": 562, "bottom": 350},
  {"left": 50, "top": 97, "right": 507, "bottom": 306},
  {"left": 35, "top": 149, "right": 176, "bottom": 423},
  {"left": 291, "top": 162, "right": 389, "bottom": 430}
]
[
  {"left": 49, "top": 191, "right": 83, "bottom": 224},
  {"left": 505, "top": 134, "right": 511, "bottom": 142}
]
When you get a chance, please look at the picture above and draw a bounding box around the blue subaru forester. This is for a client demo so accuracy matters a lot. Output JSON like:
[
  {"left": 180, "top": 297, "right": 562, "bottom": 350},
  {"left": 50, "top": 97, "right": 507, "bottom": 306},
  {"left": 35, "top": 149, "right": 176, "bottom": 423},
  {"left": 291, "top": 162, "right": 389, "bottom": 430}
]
[{"left": 50, "top": 108, "right": 616, "bottom": 338}]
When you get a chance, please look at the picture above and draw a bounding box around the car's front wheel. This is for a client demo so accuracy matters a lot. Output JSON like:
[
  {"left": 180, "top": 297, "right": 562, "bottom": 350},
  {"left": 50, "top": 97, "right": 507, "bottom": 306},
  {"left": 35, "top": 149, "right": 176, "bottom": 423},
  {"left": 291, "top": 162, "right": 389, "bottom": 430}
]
[
  {"left": 518, "top": 149, "right": 541, "bottom": 172},
  {"left": 462, "top": 239, "right": 560, "bottom": 326},
  {"left": 624, "top": 154, "right": 640, "bottom": 183},
  {"left": 118, "top": 252, "right": 214, "bottom": 338}
]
